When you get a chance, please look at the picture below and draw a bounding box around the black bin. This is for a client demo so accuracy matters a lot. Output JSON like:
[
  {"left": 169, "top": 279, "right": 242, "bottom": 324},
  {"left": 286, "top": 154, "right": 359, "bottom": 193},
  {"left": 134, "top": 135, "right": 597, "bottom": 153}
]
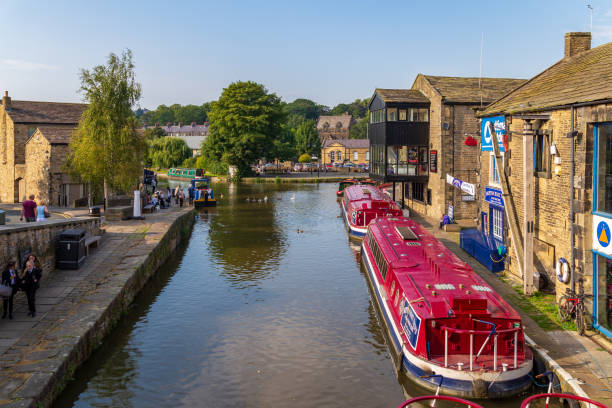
[
  {"left": 89, "top": 206, "right": 101, "bottom": 217},
  {"left": 57, "top": 229, "right": 86, "bottom": 269}
]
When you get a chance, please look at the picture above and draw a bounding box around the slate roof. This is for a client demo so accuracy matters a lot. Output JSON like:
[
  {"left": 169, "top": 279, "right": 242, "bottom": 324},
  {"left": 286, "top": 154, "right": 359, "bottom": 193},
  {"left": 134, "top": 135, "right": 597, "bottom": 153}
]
[
  {"left": 7, "top": 100, "right": 86, "bottom": 124},
  {"left": 160, "top": 123, "right": 209, "bottom": 135},
  {"left": 418, "top": 75, "right": 527, "bottom": 104},
  {"left": 322, "top": 139, "right": 369, "bottom": 149},
  {"left": 374, "top": 89, "right": 429, "bottom": 104},
  {"left": 34, "top": 126, "right": 76, "bottom": 144},
  {"left": 317, "top": 114, "right": 353, "bottom": 130},
  {"left": 481, "top": 41, "right": 612, "bottom": 115},
  {"left": 177, "top": 135, "right": 206, "bottom": 150}
]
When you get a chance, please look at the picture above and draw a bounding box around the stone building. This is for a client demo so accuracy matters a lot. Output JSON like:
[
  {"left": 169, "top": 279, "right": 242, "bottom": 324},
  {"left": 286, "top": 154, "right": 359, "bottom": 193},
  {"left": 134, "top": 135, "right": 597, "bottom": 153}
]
[
  {"left": 475, "top": 32, "right": 612, "bottom": 340},
  {"left": 321, "top": 138, "right": 369, "bottom": 166},
  {"left": 316, "top": 114, "right": 353, "bottom": 143},
  {"left": 0, "top": 92, "right": 86, "bottom": 205},
  {"left": 407, "top": 75, "right": 526, "bottom": 221}
]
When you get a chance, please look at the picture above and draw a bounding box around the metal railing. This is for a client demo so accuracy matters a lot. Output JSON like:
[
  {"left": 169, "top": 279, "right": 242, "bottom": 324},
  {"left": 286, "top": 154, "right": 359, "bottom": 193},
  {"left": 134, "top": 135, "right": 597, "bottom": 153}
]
[{"left": 440, "top": 321, "right": 522, "bottom": 371}]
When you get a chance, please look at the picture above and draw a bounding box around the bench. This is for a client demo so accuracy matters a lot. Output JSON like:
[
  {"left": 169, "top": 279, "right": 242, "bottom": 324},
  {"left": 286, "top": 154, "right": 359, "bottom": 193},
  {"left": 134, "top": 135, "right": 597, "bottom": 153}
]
[
  {"left": 143, "top": 204, "right": 155, "bottom": 213},
  {"left": 85, "top": 235, "right": 101, "bottom": 256}
]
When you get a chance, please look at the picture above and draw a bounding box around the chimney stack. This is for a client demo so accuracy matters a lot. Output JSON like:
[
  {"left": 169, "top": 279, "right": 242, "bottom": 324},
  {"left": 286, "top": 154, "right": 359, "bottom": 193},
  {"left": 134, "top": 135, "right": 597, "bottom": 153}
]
[
  {"left": 2, "top": 91, "right": 11, "bottom": 110},
  {"left": 565, "top": 32, "right": 591, "bottom": 58}
]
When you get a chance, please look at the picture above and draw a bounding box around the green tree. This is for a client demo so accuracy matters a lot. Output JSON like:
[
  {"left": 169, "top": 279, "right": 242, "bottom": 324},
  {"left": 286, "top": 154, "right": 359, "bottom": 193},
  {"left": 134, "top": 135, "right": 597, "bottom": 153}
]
[
  {"left": 149, "top": 137, "right": 192, "bottom": 168},
  {"left": 175, "top": 104, "right": 207, "bottom": 124},
  {"left": 67, "top": 49, "right": 146, "bottom": 205},
  {"left": 202, "top": 81, "right": 285, "bottom": 177},
  {"left": 271, "top": 124, "right": 297, "bottom": 162},
  {"left": 350, "top": 112, "right": 369, "bottom": 139},
  {"left": 143, "top": 126, "right": 166, "bottom": 140},
  {"left": 294, "top": 119, "right": 321, "bottom": 156},
  {"left": 298, "top": 153, "right": 311, "bottom": 163},
  {"left": 284, "top": 98, "right": 319, "bottom": 120}
]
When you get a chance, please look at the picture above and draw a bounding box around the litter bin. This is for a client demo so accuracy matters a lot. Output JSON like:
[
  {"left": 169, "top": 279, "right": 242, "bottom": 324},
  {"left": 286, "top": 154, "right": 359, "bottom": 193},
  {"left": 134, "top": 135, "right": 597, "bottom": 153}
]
[
  {"left": 88, "top": 206, "right": 101, "bottom": 217},
  {"left": 0, "top": 210, "right": 5, "bottom": 225},
  {"left": 57, "top": 229, "right": 86, "bottom": 269}
]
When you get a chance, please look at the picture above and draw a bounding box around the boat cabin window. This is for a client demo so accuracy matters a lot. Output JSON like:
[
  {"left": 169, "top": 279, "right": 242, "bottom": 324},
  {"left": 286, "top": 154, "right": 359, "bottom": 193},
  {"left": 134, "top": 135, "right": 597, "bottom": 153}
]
[
  {"left": 394, "top": 289, "right": 399, "bottom": 307},
  {"left": 366, "top": 229, "right": 389, "bottom": 281}
]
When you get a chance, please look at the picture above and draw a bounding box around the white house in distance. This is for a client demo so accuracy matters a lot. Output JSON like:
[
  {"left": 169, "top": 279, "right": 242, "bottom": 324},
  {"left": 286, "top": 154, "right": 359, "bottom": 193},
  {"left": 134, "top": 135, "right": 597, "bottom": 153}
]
[{"left": 145, "top": 122, "right": 209, "bottom": 156}]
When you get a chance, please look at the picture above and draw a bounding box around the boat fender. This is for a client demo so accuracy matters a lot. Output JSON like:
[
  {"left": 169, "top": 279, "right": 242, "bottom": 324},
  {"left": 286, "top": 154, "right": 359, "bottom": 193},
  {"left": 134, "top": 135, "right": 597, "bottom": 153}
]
[{"left": 556, "top": 257, "right": 570, "bottom": 283}]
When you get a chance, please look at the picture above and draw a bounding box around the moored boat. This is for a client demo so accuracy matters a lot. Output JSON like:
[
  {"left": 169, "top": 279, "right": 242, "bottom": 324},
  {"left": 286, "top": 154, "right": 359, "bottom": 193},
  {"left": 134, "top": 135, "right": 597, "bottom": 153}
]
[
  {"left": 168, "top": 167, "right": 204, "bottom": 180},
  {"left": 191, "top": 178, "right": 216, "bottom": 207},
  {"left": 336, "top": 179, "right": 358, "bottom": 197},
  {"left": 341, "top": 185, "right": 402, "bottom": 239},
  {"left": 361, "top": 216, "right": 533, "bottom": 399}
]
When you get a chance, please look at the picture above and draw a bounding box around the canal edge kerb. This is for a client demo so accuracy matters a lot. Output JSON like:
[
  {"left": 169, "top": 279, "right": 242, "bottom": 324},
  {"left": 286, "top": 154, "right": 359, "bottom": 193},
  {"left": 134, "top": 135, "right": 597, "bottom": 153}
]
[{"left": 23, "top": 208, "right": 196, "bottom": 408}]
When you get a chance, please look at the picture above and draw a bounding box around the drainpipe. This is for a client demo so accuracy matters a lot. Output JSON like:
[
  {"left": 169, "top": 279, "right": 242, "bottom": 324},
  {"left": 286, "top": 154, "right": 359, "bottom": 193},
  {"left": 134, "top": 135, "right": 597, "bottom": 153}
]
[{"left": 569, "top": 106, "right": 576, "bottom": 293}]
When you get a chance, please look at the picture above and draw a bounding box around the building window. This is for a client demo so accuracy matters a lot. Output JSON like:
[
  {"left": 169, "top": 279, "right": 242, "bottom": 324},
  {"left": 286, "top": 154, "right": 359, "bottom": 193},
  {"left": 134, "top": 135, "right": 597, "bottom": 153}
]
[
  {"left": 596, "top": 255, "right": 612, "bottom": 332},
  {"left": 412, "top": 182, "right": 425, "bottom": 202},
  {"left": 337, "top": 151, "right": 342, "bottom": 161},
  {"left": 353, "top": 151, "right": 358, "bottom": 161},
  {"left": 366, "top": 151, "right": 369, "bottom": 161},
  {"left": 371, "top": 109, "right": 386, "bottom": 124},
  {"left": 597, "top": 123, "right": 612, "bottom": 213},
  {"left": 387, "top": 108, "right": 397, "bottom": 122},
  {"left": 399, "top": 109, "right": 407, "bottom": 121},
  {"left": 427, "top": 189, "right": 432, "bottom": 205},
  {"left": 534, "top": 132, "right": 551, "bottom": 174},
  {"left": 491, "top": 205, "right": 504, "bottom": 242},
  {"left": 489, "top": 153, "right": 504, "bottom": 186},
  {"left": 330, "top": 151, "right": 335, "bottom": 162},
  {"left": 410, "top": 108, "right": 429, "bottom": 122}
]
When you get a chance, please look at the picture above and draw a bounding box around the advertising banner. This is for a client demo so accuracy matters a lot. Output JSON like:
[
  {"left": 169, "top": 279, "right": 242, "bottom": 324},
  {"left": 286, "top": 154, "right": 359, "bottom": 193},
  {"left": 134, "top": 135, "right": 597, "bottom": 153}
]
[
  {"left": 481, "top": 116, "right": 506, "bottom": 152},
  {"left": 446, "top": 174, "right": 475, "bottom": 196},
  {"left": 484, "top": 186, "right": 505, "bottom": 208}
]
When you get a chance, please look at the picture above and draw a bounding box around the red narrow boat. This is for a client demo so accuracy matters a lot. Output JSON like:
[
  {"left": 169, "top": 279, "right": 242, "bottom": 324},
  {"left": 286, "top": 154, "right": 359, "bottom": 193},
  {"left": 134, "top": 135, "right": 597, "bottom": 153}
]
[
  {"left": 361, "top": 217, "right": 533, "bottom": 399},
  {"left": 336, "top": 179, "right": 358, "bottom": 197},
  {"left": 341, "top": 185, "right": 402, "bottom": 239}
]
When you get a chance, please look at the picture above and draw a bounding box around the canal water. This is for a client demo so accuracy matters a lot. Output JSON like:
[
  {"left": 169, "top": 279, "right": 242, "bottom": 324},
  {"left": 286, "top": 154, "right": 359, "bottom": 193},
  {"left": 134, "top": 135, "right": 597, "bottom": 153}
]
[{"left": 55, "top": 183, "right": 542, "bottom": 408}]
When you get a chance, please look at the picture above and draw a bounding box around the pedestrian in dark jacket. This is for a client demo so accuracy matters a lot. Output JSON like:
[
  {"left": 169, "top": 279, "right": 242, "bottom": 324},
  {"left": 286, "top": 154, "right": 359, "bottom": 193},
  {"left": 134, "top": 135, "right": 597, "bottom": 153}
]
[
  {"left": 1, "top": 261, "right": 18, "bottom": 319},
  {"left": 21, "top": 258, "right": 42, "bottom": 317}
]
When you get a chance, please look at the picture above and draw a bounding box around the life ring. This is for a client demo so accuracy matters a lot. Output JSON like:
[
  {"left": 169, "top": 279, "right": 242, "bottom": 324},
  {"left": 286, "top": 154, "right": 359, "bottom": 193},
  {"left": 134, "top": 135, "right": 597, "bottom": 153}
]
[{"left": 556, "top": 257, "right": 570, "bottom": 283}]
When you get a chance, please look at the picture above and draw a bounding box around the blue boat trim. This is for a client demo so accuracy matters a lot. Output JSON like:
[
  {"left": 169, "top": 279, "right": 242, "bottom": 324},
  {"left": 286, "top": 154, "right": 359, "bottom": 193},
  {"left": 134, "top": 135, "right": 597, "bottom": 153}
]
[
  {"left": 361, "top": 244, "right": 532, "bottom": 398},
  {"left": 341, "top": 200, "right": 367, "bottom": 238}
]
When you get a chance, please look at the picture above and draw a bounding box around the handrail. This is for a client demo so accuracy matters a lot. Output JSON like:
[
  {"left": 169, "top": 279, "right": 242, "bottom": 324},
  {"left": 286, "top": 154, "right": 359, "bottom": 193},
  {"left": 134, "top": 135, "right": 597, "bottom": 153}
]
[
  {"left": 397, "top": 395, "right": 484, "bottom": 408},
  {"left": 440, "top": 326, "right": 520, "bottom": 335},
  {"left": 520, "top": 393, "right": 607, "bottom": 408}
]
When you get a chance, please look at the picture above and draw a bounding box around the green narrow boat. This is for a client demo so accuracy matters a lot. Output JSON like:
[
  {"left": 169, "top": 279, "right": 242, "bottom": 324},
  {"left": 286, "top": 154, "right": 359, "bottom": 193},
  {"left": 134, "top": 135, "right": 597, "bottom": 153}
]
[{"left": 168, "top": 168, "right": 204, "bottom": 180}]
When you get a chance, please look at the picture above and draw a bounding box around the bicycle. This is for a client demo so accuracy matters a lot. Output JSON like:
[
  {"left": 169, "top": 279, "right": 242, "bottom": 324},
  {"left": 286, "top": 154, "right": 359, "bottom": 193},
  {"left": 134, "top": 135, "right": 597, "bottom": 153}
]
[{"left": 557, "top": 278, "right": 587, "bottom": 336}]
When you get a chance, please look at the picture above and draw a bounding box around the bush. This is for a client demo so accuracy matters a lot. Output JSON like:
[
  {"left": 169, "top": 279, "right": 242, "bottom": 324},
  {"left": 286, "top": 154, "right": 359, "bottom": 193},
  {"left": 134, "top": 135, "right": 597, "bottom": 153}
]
[
  {"left": 298, "top": 153, "right": 312, "bottom": 163},
  {"left": 149, "top": 137, "right": 191, "bottom": 168},
  {"left": 181, "top": 157, "right": 197, "bottom": 168}
]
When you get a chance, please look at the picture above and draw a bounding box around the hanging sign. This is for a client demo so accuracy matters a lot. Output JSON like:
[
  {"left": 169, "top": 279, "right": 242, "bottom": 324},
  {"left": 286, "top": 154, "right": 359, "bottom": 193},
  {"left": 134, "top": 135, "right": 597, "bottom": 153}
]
[
  {"left": 400, "top": 298, "right": 421, "bottom": 350},
  {"left": 481, "top": 116, "right": 506, "bottom": 152},
  {"left": 593, "top": 214, "right": 612, "bottom": 256},
  {"left": 446, "top": 174, "right": 475, "bottom": 196},
  {"left": 429, "top": 150, "right": 438, "bottom": 173},
  {"left": 484, "top": 186, "right": 504, "bottom": 208}
]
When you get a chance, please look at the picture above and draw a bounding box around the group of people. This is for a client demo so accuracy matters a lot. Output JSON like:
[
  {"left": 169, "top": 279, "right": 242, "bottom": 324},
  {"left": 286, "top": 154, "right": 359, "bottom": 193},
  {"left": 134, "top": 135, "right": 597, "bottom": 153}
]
[
  {"left": 144, "top": 185, "right": 197, "bottom": 210},
  {"left": 1, "top": 255, "right": 42, "bottom": 319},
  {"left": 20, "top": 194, "right": 49, "bottom": 222}
]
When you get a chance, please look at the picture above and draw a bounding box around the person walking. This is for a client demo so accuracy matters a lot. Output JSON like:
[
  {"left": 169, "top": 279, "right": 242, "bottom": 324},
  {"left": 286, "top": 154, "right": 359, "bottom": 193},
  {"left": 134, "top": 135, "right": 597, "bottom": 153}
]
[
  {"left": 178, "top": 189, "right": 184, "bottom": 207},
  {"left": 36, "top": 201, "right": 49, "bottom": 222},
  {"left": 20, "top": 194, "right": 37, "bottom": 222},
  {"left": 188, "top": 185, "right": 194, "bottom": 205},
  {"left": 175, "top": 185, "right": 180, "bottom": 205},
  {"left": 1, "top": 261, "right": 18, "bottom": 320},
  {"left": 21, "top": 255, "right": 42, "bottom": 317}
]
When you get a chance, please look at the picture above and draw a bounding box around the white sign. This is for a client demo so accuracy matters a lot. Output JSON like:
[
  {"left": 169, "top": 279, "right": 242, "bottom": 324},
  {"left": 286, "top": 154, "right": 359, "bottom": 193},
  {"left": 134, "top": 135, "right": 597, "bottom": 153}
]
[
  {"left": 446, "top": 173, "right": 475, "bottom": 196},
  {"left": 593, "top": 214, "right": 612, "bottom": 256}
]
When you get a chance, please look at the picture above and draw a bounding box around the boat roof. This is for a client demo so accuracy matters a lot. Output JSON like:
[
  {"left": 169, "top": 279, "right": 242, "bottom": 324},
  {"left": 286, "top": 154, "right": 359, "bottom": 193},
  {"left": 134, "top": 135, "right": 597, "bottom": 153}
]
[
  {"left": 344, "top": 184, "right": 388, "bottom": 202},
  {"left": 368, "top": 217, "right": 520, "bottom": 320}
]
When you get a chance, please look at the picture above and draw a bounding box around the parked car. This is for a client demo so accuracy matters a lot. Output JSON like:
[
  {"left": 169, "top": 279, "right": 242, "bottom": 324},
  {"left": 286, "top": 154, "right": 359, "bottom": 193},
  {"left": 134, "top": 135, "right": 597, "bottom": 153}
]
[{"left": 293, "top": 163, "right": 304, "bottom": 172}]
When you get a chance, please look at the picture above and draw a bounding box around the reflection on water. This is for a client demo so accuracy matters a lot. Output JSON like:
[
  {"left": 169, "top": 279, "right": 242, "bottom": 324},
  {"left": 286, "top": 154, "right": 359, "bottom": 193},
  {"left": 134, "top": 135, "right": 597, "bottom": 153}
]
[{"left": 54, "top": 182, "right": 535, "bottom": 408}]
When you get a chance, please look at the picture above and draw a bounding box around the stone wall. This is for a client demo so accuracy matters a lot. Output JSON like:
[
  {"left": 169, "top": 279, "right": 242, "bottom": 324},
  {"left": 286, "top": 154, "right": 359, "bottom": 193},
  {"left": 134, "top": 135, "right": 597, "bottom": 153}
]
[
  {"left": 0, "top": 108, "right": 16, "bottom": 203},
  {"left": 25, "top": 130, "right": 51, "bottom": 205},
  {"left": 0, "top": 217, "right": 101, "bottom": 275}
]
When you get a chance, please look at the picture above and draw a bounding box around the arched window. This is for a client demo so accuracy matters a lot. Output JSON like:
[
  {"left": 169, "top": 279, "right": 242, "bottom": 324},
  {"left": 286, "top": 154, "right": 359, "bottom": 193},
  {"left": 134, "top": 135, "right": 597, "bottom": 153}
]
[
  {"left": 337, "top": 151, "right": 342, "bottom": 161},
  {"left": 330, "top": 151, "right": 335, "bottom": 161},
  {"left": 353, "top": 151, "right": 358, "bottom": 161}
]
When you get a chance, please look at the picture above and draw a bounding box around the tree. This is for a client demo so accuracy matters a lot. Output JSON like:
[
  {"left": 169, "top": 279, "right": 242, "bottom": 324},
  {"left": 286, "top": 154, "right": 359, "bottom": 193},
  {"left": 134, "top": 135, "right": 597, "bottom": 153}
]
[
  {"left": 67, "top": 49, "right": 146, "bottom": 205},
  {"left": 298, "top": 153, "right": 311, "bottom": 163},
  {"left": 149, "top": 137, "right": 192, "bottom": 169},
  {"left": 143, "top": 126, "right": 166, "bottom": 140},
  {"left": 284, "top": 98, "right": 320, "bottom": 120},
  {"left": 294, "top": 119, "right": 321, "bottom": 156},
  {"left": 202, "top": 81, "right": 285, "bottom": 177},
  {"left": 271, "top": 124, "right": 296, "bottom": 162},
  {"left": 350, "top": 112, "right": 369, "bottom": 139},
  {"left": 175, "top": 104, "right": 207, "bottom": 124}
]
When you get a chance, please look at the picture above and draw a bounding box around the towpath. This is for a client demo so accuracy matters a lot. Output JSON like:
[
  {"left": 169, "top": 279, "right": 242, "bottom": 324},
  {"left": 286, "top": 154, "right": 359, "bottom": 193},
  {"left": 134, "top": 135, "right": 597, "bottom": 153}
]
[
  {"left": 412, "top": 213, "right": 612, "bottom": 407},
  {"left": 0, "top": 206, "right": 194, "bottom": 407}
]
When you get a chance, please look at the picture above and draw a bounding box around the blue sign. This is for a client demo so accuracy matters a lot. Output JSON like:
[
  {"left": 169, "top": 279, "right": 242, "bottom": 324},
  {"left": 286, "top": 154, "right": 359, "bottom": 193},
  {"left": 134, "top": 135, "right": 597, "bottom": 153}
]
[
  {"left": 481, "top": 116, "right": 505, "bottom": 152},
  {"left": 400, "top": 298, "right": 421, "bottom": 350},
  {"left": 597, "top": 221, "right": 610, "bottom": 248},
  {"left": 485, "top": 187, "right": 504, "bottom": 208}
]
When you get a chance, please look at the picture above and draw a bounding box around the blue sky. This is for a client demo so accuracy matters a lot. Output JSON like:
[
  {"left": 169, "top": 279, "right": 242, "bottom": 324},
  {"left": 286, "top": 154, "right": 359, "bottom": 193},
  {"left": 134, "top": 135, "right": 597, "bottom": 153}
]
[{"left": 1, "top": 0, "right": 611, "bottom": 109}]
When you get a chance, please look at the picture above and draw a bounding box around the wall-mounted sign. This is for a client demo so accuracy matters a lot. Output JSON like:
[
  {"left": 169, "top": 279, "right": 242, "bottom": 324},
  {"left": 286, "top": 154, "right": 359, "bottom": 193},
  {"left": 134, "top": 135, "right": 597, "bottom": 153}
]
[
  {"left": 429, "top": 150, "right": 437, "bottom": 173},
  {"left": 593, "top": 214, "right": 612, "bottom": 256},
  {"left": 484, "top": 186, "right": 504, "bottom": 208},
  {"left": 462, "top": 195, "right": 475, "bottom": 201},
  {"left": 446, "top": 174, "right": 475, "bottom": 196},
  {"left": 481, "top": 116, "right": 506, "bottom": 152},
  {"left": 448, "top": 204, "right": 454, "bottom": 220}
]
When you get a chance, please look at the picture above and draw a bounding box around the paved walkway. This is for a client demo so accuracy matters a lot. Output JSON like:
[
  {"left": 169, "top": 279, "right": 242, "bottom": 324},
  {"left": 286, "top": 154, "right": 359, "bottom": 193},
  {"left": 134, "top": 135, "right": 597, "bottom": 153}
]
[
  {"left": 411, "top": 213, "right": 612, "bottom": 406},
  {"left": 0, "top": 206, "right": 193, "bottom": 406}
]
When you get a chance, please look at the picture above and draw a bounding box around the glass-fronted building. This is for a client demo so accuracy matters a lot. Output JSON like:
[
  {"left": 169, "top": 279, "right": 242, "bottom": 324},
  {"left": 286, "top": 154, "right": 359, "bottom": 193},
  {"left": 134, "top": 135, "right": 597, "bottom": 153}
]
[{"left": 368, "top": 89, "right": 430, "bottom": 200}]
